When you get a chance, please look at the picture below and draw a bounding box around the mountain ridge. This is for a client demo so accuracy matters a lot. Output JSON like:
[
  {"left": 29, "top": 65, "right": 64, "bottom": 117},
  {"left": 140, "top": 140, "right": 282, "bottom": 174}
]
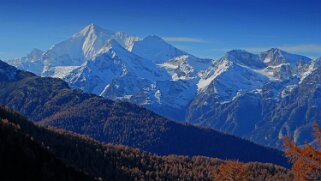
[
  {"left": 0, "top": 59, "right": 289, "bottom": 167},
  {"left": 6, "top": 24, "right": 321, "bottom": 149}
]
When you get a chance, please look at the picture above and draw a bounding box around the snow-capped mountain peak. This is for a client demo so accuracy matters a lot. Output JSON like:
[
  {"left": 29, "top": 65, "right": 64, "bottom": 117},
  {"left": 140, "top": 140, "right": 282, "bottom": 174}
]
[
  {"left": 260, "top": 48, "right": 311, "bottom": 66},
  {"left": 27, "top": 48, "right": 44, "bottom": 61},
  {"left": 74, "top": 23, "right": 139, "bottom": 60},
  {"left": 258, "top": 48, "right": 313, "bottom": 81},
  {"left": 224, "top": 49, "right": 265, "bottom": 68},
  {"left": 6, "top": 24, "right": 320, "bottom": 125},
  {"left": 12, "top": 24, "right": 140, "bottom": 75},
  {"left": 196, "top": 48, "right": 316, "bottom": 100},
  {"left": 6, "top": 48, "right": 44, "bottom": 75},
  {"left": 131, "top": 35, "right": 187, "bottom": 64},
  {"left": 73, "top": 23, "right": 114, "bottom": 38}
]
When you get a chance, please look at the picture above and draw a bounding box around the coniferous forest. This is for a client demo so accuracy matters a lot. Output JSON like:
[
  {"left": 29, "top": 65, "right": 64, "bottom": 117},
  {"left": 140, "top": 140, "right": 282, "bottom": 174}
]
[{"left": 0, "top": 106, "right": 293, "bottom": 180}]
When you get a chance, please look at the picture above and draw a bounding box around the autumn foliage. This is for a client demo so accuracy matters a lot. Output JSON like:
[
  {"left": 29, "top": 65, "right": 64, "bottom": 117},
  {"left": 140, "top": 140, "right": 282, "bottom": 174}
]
[
  {"left": 212, "top": 160, "right": 249, "bottom": 181},
  {"left": 283, "top": 122, "right": 321, "bottom": 181}
]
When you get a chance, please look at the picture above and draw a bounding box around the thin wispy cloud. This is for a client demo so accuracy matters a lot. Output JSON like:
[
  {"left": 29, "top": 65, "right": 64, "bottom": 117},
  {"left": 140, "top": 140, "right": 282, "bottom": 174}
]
[
  {"left": 163, "top": 37, "right": 205, "bottom": 43},
  {"left": 243, "top": 44, "right": 321, "bottom": 53},
  {"left": 278, "top": 44, "right": 321, "bottom": 53},
  {"left": 214, "top": 44, "right": 321, "bottom": 54}
]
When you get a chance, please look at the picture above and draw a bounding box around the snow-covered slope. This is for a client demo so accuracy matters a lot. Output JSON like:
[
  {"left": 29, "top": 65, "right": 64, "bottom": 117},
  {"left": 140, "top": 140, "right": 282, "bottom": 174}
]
[
  {"left": 195, "top": 50, "right": 277, "bottom": 106},
  {"left": 131, "top": 35, "right": 187, "bottom": 64},
  {"left": 197, "top": 58, "right": 270, "bottom": 101},
  {"left": 159, "top": 55, "right": 212, "bottom": 81},
  {"left": 260, "top": 48, "right": 311, "bottom": 67},
  {"left": 197, "top": 49, "right": 313, "bottom": 96},
  {"left": 8, "top": 48, "right": 44, "bottom": 75},
  {"left": 259, "top": 48, "right": 313, "bottom": 81},
  {"left": 65, "top": 39, "right": 170, "bottom": 95}
]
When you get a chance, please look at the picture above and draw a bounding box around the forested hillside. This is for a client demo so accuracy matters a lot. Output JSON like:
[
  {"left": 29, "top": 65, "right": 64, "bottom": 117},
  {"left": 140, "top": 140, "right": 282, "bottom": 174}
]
[
  {"left": 0, "top": 106, "right": 292, "bottom": 180},
  {"left": 0, "top": 110, "right": 90, "bottom": 180}
]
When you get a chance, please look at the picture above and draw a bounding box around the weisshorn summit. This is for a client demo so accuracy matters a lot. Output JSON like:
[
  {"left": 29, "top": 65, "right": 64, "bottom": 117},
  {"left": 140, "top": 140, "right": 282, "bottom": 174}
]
[{"left": 7, "top": 24, "right": 321, "bottom": 149}]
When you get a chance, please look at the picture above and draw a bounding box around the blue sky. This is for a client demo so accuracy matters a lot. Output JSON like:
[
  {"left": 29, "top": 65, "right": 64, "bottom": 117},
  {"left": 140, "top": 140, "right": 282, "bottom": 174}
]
[{"left": 0, "top": 0, "right": 321, "bottom": 60}]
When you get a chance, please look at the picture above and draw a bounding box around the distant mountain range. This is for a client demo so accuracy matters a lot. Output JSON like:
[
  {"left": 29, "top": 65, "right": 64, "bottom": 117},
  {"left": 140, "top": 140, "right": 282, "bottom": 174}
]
[
  {"left": 6, "top": 24, "right": 321, "bottom": 149},
  {"left": 0, "top": 59, "right": 288, "bottom": 166},
  {"left": 187, "top": 50, "right": 321, "bottom": 148},
  {"left": 7, "top": 24, "right": 212, "bottom": 122}
]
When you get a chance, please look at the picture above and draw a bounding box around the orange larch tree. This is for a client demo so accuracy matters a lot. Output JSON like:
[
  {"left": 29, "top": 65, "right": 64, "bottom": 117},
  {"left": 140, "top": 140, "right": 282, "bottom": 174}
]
[{"left": 283, "top": 123, "right": 321, "bottom": 181}]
